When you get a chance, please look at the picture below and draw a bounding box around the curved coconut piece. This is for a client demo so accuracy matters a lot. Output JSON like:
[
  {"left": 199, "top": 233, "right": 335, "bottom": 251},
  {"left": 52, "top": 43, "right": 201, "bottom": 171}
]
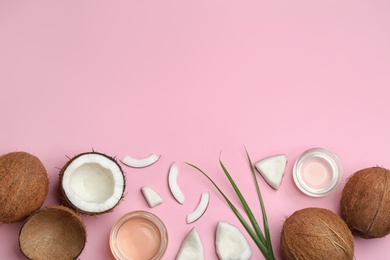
[
  {"left": 255, "top": 154, "right": 287, "bottom": 190},
  {"left": 216, "top": 221, "right": 252, "bottom": 260},
  {"left": 19, "top": 205, "right": 86, "bottom": 260},
  {"left": 59, "top": 151, "right": 125, "bottom": 215},
  {"left": 186, "top": 192, "right": 210, "bottom": 223},
  {"left": 168, "top": 162, "right": 185, "bottom": 204},
  {"left": 121, "top": 153, "right": 161, "bottom": 168},
  {"left": 141, "top": 186, "right": 164, "bottom": 208},
  {"left": 0, "top": 151, "right": 49, "bottom": 223},
  {"left": 176, "top": 227, "right": 204, "bottom": 260}
]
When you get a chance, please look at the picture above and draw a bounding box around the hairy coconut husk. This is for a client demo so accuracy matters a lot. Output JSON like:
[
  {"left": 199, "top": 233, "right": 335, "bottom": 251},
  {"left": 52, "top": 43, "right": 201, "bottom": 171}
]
[
  {"left": 59, "top": 151, "right": 125, "bottom": 215},
  {"left": 0, "top": 151, "right": 49, "bottom": 223},
  {"left": 19, "top": 205, "right": 86, "bottom": 260},
  {"left": 281, "top": 207, "right": 354, "bottom": 260},
  {"left": 340, "top": 167, "right": 390, "bottom": 238}
]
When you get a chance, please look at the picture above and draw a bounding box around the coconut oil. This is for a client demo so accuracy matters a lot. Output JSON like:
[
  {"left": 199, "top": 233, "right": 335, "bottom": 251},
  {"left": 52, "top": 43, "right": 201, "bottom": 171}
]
[
  {"left": 110, "top": 211, "right": 168, "bottom": 260},
  {"left": 293, "top": 147, "right": 343, "bottom": 197}
]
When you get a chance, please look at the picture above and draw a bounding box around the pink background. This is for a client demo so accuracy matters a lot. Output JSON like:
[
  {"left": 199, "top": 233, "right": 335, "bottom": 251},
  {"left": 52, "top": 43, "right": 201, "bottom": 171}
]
[{"left": 1, "top": 1, "right": 390, "bottom": 259}]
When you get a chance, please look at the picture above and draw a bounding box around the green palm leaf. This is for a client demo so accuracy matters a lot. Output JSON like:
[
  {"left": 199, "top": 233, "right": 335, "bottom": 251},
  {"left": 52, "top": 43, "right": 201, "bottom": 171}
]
[
  {"left": 186, "top": 149, "right": 275, "bottom": 260},
  {"left": 245, "top": 148, "right": 274, "bottom": 256}
]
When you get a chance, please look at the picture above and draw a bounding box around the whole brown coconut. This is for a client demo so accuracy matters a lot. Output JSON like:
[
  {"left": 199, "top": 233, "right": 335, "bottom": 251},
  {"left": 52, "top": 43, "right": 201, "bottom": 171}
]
[
  {"left": 281, "top": 207, "right": 354, "bottom": 260},
  {"left": 19, "top": 205, "right": 86, "bottom": 260},
  {"left": 340, "top": 167, "right": 390, "bottom": 238},
  {"left": 0, "top": 151, "right": 49, "bottom": 223}
]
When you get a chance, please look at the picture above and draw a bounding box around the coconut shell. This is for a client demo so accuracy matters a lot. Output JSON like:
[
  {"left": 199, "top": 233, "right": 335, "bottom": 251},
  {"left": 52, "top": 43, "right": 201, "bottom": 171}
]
[
  {"left": 340, "top": 167, "right": 390, "bottom": 238},
  {"left": 281, "top": 207, "right": 354, "bottom": 260},
  {"left": 0, "top": 151, "right": 49, "bottom": 223},
  {"left": 19, "top": 205, "right": 86, "bottom": 260}
]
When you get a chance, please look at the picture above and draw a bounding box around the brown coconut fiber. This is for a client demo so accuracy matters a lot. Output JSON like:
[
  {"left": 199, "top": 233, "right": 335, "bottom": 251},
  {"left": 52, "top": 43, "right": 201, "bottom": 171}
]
[
  {"left": 0, "top": 151, "right": 49, "bottom": 223},
  {"left": 340, "top": 167, "right": 390, "bottom": 238},
  {"left": 19, "top": 205, "right": 86, "bottom": 260},
  {"left": 280, "top": 207, "right": 354, "bottom": 260}
]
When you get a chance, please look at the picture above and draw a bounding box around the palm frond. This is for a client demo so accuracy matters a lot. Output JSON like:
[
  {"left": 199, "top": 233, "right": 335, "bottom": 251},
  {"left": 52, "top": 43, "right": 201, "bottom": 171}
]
[{"left": 186, "top": 149, "right": 275, "bottom": 260}]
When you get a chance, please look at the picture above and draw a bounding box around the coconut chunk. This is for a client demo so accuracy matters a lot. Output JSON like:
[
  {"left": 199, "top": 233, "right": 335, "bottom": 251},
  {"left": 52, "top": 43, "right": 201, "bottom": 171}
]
[
  {"left": 176, "top": 228, "right": 204, "bottom": 260},
  {"left": 255, "top": 154, "right": 287, "bottom": 189},
  {"left": 186, "top": 192, "right": 210, "bottom": 223},
  {"left": 216, "top": 221, "right": 252, "bottom": 260},
  {"left": 60, "top": 152, "right": 125, "bottom": 214},
  {"left": 168, "top": 162, "right": 185, "bottom": 204},
  {"left": 141, "top": 186, "right": 164, "bottom": 208},
  {"left": 121, "top": 154, "right": 161, "bottom": 168}
]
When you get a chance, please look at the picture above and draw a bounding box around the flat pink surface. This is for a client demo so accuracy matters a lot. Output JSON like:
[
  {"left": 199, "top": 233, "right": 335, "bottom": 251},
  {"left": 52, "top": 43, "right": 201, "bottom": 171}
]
[{"left": 1, "top": 1, "right": 390, "bottom": 259}]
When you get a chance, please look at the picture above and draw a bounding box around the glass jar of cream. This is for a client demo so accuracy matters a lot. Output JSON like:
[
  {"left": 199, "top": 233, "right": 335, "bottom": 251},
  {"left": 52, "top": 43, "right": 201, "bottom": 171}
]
[
  {"left": 110, "top": 211, "right": 168, "bottom": 260},
  {"left": 293, "top": 147, "right": 343, "bottom": 197}
]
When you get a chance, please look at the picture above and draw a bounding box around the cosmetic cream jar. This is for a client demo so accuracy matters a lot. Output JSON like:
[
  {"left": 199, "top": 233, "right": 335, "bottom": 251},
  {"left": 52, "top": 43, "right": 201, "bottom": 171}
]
[
  {"left": 293, "top": 147, "right": 343, "bottom": 197},
  {"left": 110, "top": 211, "right": 168, "bottom": 260}
]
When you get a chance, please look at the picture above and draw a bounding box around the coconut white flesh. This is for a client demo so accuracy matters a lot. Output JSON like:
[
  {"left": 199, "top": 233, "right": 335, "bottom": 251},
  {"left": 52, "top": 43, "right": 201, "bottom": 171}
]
[
  {"left": 141, "top": 186, "right": 163, "bottom": 208},
  {"left": 176, "top": 227, "right": 204, "bottom": 260},
  {"left": 61, "top": 153, "right": 125, "bottom": 213},
  {"left": 216, "top": 221, "right": 252, "bottom": 260},
  {"left": 255, "top": 154, "right": 287, "bottom": 190},
  {"left": 186, "top": 192, "right": 210, "bottom": 224},
  {"left": 168, "top": 162, "right": 185, "bottom": 204},
  {"left": 121, "top": 154, "right": 161, "bottom": 168}
]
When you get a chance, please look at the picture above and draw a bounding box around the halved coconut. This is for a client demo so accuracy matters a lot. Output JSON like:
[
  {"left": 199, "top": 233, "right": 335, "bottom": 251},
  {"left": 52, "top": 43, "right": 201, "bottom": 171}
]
[
  {"left": 19, "top": 205, "right": 86, "bottom": 260},
  {"left": 0, "top": 151, "right": 49, "bottom": 223},
  {"left": 59, "top": 152, "right": 125, "bottom": 215}
]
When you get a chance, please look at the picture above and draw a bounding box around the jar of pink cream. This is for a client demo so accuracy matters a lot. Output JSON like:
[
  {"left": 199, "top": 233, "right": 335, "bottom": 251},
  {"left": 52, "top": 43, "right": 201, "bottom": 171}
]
[
  {"left": 110, "top": 211, "right": 168, "bottom": 260},
  {"left": 293, "top": 147, "right": 343, "bottom": 197}
]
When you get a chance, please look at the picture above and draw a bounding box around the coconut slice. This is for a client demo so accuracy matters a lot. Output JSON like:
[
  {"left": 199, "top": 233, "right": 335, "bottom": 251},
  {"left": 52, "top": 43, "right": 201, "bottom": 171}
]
[
  {"left": 176, "top": 227, "right": 204, "bottom": 260},
  {"left": 121, "top": 153, "right": 161, "bottom": 168},
  {"left": 19, "top": 205, "right": 86, "bottom": 260},
  {"left": 255, "top": 154, "right": 287, "bottom": 189},
  {"left": 168, "top": 162, "right": 185, "bottom": 204},
  {"left": 186, "top": 192, "right": 210, "bottom": 224},
  {"left": 60, "top": 151, "right": 125, "bottom": 215},
  {"left": 216, "top": 221, "right": 252, "bottom": 260},
  {"left": 141, "top": 186, "right": 164, "bottom": 208}
]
